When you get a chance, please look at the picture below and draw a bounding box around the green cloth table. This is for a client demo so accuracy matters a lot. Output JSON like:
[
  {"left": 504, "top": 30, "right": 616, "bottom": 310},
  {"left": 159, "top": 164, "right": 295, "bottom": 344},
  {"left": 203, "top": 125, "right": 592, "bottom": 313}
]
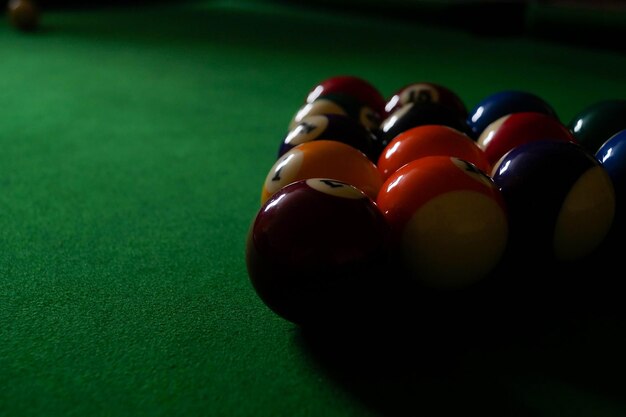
[{"left": 2, "top": 1, "right": 626, "bottom": 416}]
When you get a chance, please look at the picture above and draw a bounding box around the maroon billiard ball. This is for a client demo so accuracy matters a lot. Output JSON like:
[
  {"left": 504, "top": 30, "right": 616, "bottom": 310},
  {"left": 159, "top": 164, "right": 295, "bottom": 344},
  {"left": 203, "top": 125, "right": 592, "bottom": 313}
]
[
  {"left": 305, "top": 75, "right": 387, "bottom": 120},
  {"left": 385, "top": 82, "right": 467, "bottom": 119},
  {"left": 246, "top": 178, "right": 390, "bottom": 326}
]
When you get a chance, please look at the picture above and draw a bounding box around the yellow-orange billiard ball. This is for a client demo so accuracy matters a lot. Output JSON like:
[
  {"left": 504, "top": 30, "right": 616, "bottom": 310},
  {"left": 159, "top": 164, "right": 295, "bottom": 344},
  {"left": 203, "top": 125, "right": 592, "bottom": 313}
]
[
  {"left": 7, "top": 0, "right": 40, "bottom": 32},
  {"left": 260, "top": 140, "right": 383, "bottom": 205},
  {"left": 376, "top": 156, "right": 508, "bottom": 289}
]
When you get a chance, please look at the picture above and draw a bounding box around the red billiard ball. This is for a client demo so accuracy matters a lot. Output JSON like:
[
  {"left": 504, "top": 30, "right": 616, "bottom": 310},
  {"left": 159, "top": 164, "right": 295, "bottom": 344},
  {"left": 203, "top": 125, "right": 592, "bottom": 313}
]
[
  {"left": 376, "top": 156, "right": 508, "bottom": 289},
  {"left": 377, "top": 124, "right": 490, "bottom": 181},
  {"left": 261, "top": 140, "right": 383, "bottom": 205},
  {"left": 385, "top": 82, "right": 467, "bottom": 119},
  {"left": 305, "top": 75, "right": 387, "bottom": 119},
  {"left": 246, "top": 178, "right": 390, "bottom": 325},
  {"left": 478, "top": 111, "right": 576, "bottom": 167},
  {"left": 7, "top": 0, "right": 40, "bottom": 31}
]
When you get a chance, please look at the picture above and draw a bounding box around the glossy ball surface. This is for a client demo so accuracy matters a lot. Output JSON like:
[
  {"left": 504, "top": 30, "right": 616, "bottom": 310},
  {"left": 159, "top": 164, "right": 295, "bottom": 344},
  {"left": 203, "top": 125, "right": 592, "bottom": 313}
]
[
  {"left": 467, "top": 90, "right": 558, "bottom": 138},
  {"left": 305, "top": 75, "right": 387, "bottom": 119},
  {"left": 261, "top": 140, "right": 383, "bottom": 204},
  {"left": 568, "top": 99, "right": 626, "bottom": 153},
  {"left": 478, "top": 112, "right": 576, "bottom": 167},
  {"left": 278, "top": 114, "right": 377, "bottom": 161},
  {"left": 376, "top": 156, "right": 508, "bottom": 289},
  {"left": 290, "top": 93, "right": 382, "bottom": 132},
  {"left": 375, "top": 102, "right": 471, "bottom": 155},
  {"left": 377, "top": 125, "right": 490, "bottom": 181},
  {"left": 7, "top": 0, "right": 39, "bottom": 31},
  {"left": 247, "top": 178, "right": 390, "bottom": 325},
  {"left": 385, "top": 82, "right": 467, "bottom": 118},
  {"left": 596, "top": 129, "right": 626, "bottom": 234},
  {"left": 492, "top": 140, "right": 615, "bottom": 262}
]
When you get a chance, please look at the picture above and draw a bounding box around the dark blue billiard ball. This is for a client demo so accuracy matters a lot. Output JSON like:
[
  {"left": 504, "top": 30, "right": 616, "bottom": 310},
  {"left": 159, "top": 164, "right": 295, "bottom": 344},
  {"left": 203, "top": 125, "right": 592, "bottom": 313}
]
[
  {"left": 596, "top": 129, "right": 626, "bottom": 233},
  {"left": 492, "top": 140, "right": 615, "bottom": 263},
  {"left": 467, "top": 90, "right": 558, "bottom": 138},
  {"left": 278, "top": 114, "right": 378, "bottom": 161}
]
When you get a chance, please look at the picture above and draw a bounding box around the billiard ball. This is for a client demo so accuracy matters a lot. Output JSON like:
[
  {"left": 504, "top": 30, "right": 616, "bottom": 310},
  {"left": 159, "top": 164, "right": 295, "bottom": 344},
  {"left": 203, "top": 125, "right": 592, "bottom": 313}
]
[
  {"left": 384, "top": 82, "right": 467, "bottom": 119},
  {"left": 305, "top": 75, "right": 387, "bottom": 119},
  {"left": 289, "top": 93, "right": 382, "bottom": 132},
  {"left": 568, "top": 99, "right": 626, "bottom": 153},
  {"left": 596, "top": 129, "right": 626, "bottom": 236},
  {"left": 478, "top": 111, "right": 577, "bottom": 167},
  {"left": 376, "top": 156, "right": 508, "bottom": 289},
  {"left": 7, "top": 0, "right": 39, "bottom": 31},
  {"left": 377, "top": 125, "right": 490, "bottom": 181},
  {"left": 246, "top": 178, "right": 390, "bottom": 325},
  {"left": 278, "top": 114, "right": 378, "bottom": 161},
  {"left": 467, "top": 90, "right": 558, "bottom": 138},
  {"left": 492, "top": 140, "right": 615, "bottom": 263},
  {"left": 261, "top": 140, "right": 383, "bottom": 204},
  {"left": 374, "top": 102, "right": 471, "bottom": 155}
]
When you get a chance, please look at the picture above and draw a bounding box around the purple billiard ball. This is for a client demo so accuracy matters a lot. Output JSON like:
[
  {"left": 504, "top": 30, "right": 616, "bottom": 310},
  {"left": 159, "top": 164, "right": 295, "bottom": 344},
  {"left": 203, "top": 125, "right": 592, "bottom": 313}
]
[
  {"left": 246, "top": 178, "right": 390, "bottom": 326},
  {"left": 492, "top": 140, "right": 615, "bottom": 263}
]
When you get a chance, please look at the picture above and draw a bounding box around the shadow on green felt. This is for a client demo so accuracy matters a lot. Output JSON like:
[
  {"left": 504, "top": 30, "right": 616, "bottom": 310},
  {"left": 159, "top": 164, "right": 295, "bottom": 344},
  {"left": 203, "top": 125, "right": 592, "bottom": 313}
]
[{"left": 292, "top": 237, "right": 626, "bottom": 416}]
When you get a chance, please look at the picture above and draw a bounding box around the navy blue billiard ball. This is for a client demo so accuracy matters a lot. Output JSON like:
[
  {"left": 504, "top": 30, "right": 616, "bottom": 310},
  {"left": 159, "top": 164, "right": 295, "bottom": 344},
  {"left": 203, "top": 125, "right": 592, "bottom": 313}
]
[
  {"left": 492, "top": 140, "right": 615, "bottom": 263},
  {"left": 568, "top": 99, "right": 626, "bottom": 154},
  {"left": 467, "top": 90, "right": 558, "bottom": 138},
  {"left": 278, "top": 114, "right": 378, "bottom": 161},
  {"left": 596, "top": 129, "right": 626, "bottom": 233},
  {"left": 246, "top": 178, "right": 390, "bottom": 326}
]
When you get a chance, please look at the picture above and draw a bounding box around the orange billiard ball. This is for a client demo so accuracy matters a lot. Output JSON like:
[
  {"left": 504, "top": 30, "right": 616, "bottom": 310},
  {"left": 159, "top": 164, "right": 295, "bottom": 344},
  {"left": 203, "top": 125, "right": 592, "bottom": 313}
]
[
  {"left": 377, "top": 124, "right": 490, "bottom": 181},
  {"left": 7, "top": 0, "right": 40, "bottom": 32},
  {"left": 260, "top": 140, "right": 383, "bottom": 205},
  {"left": 376, "top": 156, "right": 508, "bottom": 289}
]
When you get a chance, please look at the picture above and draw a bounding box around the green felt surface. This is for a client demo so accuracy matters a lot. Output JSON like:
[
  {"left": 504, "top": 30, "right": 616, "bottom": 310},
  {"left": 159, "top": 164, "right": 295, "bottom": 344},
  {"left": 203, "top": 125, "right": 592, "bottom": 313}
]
[{"left": 1, "top": 1, "right": 626, "bottom": 416}]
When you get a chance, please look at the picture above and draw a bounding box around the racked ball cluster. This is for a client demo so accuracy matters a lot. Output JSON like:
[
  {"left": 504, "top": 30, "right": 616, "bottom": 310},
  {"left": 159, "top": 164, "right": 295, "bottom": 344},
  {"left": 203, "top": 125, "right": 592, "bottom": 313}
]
[{"left": 245, "top": 75, "right": 622, "bottom": 327}]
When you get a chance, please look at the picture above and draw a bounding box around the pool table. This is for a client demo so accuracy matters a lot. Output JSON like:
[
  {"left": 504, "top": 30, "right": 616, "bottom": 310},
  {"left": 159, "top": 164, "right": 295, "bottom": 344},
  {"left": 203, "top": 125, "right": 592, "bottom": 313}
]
[{"left": 2, "top": 1, "right": 626, "bottom": 416}]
